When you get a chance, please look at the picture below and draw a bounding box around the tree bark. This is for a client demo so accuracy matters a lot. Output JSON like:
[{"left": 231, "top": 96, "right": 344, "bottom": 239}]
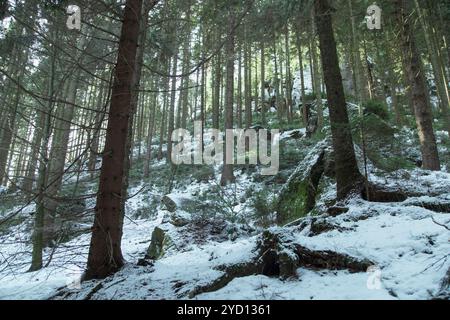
[
  {"left": 314, "top": 0, "right": 364, "bottom": 199},
  {"left": 295, "top": 29, "right": 308, "bottom": 127},
  {"left": 395, "top": 0, "right": 440, "bottom": 170},
  {"left": 167, "top": 54, "right": 178, "bottom": 163},
  {"left": 311, "top": 12, "right": 323, "bottom": 131},
  {"left": 85, "top": 0, "right": 143, "bottom": 280},
  {"left": 220, "top": 8, "right": 236, "bottom": 186}
]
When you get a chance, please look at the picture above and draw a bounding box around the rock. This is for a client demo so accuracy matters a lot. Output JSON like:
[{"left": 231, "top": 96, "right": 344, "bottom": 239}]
[
  {"left": 170, "top": 211, "right": 190, "bottom": 227},
  {"left": 191, "top": 166, "right": 214, "bottom": 182},
  {"left": 276, "top": 139, "right": 332, "bottom": 224},
  {"left": 327, "top": 206, "right": 349, "bottom": 217},
  {"left": 308, "top": 218, "right": 351, "bottom": 236},
  {"left": 137, "top": 258, "right": 154, "bottom": 267},
  {"left": 281, "top": 129, "right": 304, "bottom": 140},
  {"left": 162, "top": 194, "right": 216, "bottom": 216},
  {"left": 146, "top": 226, "right": 172, "bottom": 260},
  {"left": 264, "top": 170, "right": 290, "bottom": 185},
  {"left": 162, "top": 195, "right": 177, "bottom": 212}
]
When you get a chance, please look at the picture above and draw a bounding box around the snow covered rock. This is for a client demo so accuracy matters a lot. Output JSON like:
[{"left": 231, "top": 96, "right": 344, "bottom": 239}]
[{"left": 170, "top": 211, "right": 191, "bottom": 227}]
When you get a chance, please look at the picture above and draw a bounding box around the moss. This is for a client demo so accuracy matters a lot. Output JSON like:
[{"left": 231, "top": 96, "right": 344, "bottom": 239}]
[
  {"left": 276, "top": 145, "right": 327, "bottom": 225},
  {"left": 146, "top": 226, "right": 173, "bottom": 260},
  {"left": 362, "top": 99, "right": 390, "bottom": 120},
  {"left": 278, "top": 181, "right": 310, "bottom": 223}
]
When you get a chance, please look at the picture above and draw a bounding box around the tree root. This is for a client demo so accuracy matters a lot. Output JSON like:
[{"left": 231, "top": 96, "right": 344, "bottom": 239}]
[
  {"left": 188, "top": 229, "right": 373, "bottom": 298},
  {"left": 362, "top": 184, "right": 407, "bottom": 203}
]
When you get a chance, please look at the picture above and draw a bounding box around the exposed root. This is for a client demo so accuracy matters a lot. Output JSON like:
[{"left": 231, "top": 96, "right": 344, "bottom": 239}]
[
  {"left": 362, "top": 184, "right": 408, "bottom": 203},
  {"left": 188, "top": 261, "right": 261, "bottom": 298},
  {"left": 408, "top": 201, "right": 450, "bottom": 214},
  {"left": 188, "top": 229, "right": 373, "bottom": 298},
  {"left": 308, "top": 218, "right": 353, "bottom": 236}
]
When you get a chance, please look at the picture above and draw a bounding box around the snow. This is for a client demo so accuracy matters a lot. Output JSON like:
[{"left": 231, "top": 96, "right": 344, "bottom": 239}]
[
  {"left": 196, "top": 271, "right": 394, "bottom": 300},
  {"left": 295, "top": 201, "right": 450, "bottom": 299},
  {"left": 1, "top": 137, "right": 449, "bottom": 300},
  {"left": 1, "top": 191, "right": 448, "bottom": 300},
  {"left": 280, "top": 128, "right": 306, "bottom": 140}
]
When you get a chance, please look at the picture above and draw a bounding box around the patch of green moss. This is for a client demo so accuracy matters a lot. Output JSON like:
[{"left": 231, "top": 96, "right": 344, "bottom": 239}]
[{"left": 277, "top": 180, "right": 310, "bottom": 224}]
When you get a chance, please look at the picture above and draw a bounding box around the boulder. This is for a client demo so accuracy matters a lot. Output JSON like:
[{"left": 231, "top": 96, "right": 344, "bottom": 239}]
[
  {"left": 146, "top": 226, "right": 172, "bottom": 260},
  {"left": 162, "top": 195, "right": 177, "bottom": 212},
  {"left": 276, "top": 139, "right": 332, "bottom": 225},
  {"left": 162, "top": 194, "right": 221, "bottom": 217},
  {"left": 170, "top": 211, "right": 190, "bottom": 227}
]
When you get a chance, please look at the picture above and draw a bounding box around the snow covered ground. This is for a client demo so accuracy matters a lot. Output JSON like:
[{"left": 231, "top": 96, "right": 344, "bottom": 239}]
[
  {"left": 1, "top": 184, "right": 448, "bottom": 300},
  {"left": 0, "top": 129, "right": 449, "bottom": 300}
]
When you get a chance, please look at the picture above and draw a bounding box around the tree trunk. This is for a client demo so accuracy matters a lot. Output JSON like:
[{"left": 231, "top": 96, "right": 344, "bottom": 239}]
[
  {"left": 158, "top": 60, "right": 170, "bottom": 160},
  {"left": 314, "top": 0, "right": 364, "bottom": 200},
  {"left": 295, "top": 29, "right": 308, "bottom": 127},
  {"left": 395, "top": 0, "right": 440, "bottom": 171},
  {"left": 237, "top": 48, "right": 243, "bottom": 128},
  {"left": 85, "top": 0, "right": 143, "bottom": 280},
  {"left": 180, "top": 1, "right": 192, "bottom": 130},
  {"left": 347, "top": 0, "right": 368, "bottom": 104},
  {"left": 167, "top": 54, "right": 178, "bottom": 163},
  {"left": 415, "top": 0, "right": 450, "bottom": 136},
  {"left": 30, "top": 34, "right": 58, "bottom": 271},
  {"left": 213, "top": 52, "right": 221, "bottom": 129},
  {"left": 285, "top": 27, "right": 293, "bottom": 123},
  {"left": 244, "top": 33, "right": 252, "bottom": 129},
  {"left": 144, "top": 77, "right": 158, "bottom": 178},
  {"left": 43, "top": 70, "right": 80, "bottom": 246},
  {"left": 220, "top": 8, "right": 236, "bottom": 186},
  {"left": 261, "top": 41, "right": 266, "bottom": 126},
  {"left": 311, "top": 13, "right": 323, "bottom": 130}
]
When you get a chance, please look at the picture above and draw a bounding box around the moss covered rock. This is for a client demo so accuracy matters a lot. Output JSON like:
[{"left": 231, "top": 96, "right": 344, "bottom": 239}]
[
  {"left": 276, "top": 139, "right": 331, "bottom": 225},
  {"left": 146, "top": 226, "right": 172, "bottom": 260}
]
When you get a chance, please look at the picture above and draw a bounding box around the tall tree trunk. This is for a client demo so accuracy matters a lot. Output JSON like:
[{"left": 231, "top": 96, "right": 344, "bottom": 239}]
[
  {"left": 260, "top": 41, "right": 266, "bottom": 126},
  {"left": 88, "top": 74, "right": 107, "bottom": 178},
  {"left": 120, "top": 0, "right": 152, "bottom": 247},
  {"left": 43, "top": 69, "right": 80, "bottom": 246},
  {"left": 347, "top": 0, "right": 367, "bottom": 104},
  {"left": 167, "top": 54, "right": 178, "bottom": 163},
  {"left": 415, "top": 0, "right": 450, "bottom": 136},
  {"left": 285, "top": 27, "right": 293, "bottom": 123},
  {"left": 144, "top": 77, "right": 158, "bottom": 178},
  {"left": 384, "top": 31, "right": 404, "bottom": 126},
  {"left": 220, "top": 8, "right": 236, "bottom": 186},
  {"left": 314, "top": 0, "right": 364, "bottom": 199},
  {"left": 213, "top": 52, "right": 221, "bottom": 129},
  {"left": 244, "top": 32, "right": 252, "bottom": 129},
  {"left": 310, "top": 13, "right": 323, "bottom": 130},
  {"left": 158, "top": 60, "right": 170, "bottom": 160},
  {"left": 22, "top": 111, "right": 45, "bottom": 194},
  {"left": 180, "top": 1, "right": 192, "bottom": 130},
  {"left": 237, "top": 48, "right": 243, "bottom": 128},
  {"left": 0, "top": 48, "right": 26, "bottom": 185},
  {"left": 30, "top": 33, "right": 58, "bottom": 271},
  {"left": 395, "top": 0, "right": 440, "bottom": 171},
  {"left": 85, "top": 0, "right": 143, "bottom": 280},
  {"left": 295, "top": 29, "right": 308, "bottom": 127}
]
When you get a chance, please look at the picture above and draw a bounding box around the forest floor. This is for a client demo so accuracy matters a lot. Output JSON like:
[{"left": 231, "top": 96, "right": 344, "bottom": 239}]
[{"left": 0, "top": 120, "right": 449, "bottom": 300}]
